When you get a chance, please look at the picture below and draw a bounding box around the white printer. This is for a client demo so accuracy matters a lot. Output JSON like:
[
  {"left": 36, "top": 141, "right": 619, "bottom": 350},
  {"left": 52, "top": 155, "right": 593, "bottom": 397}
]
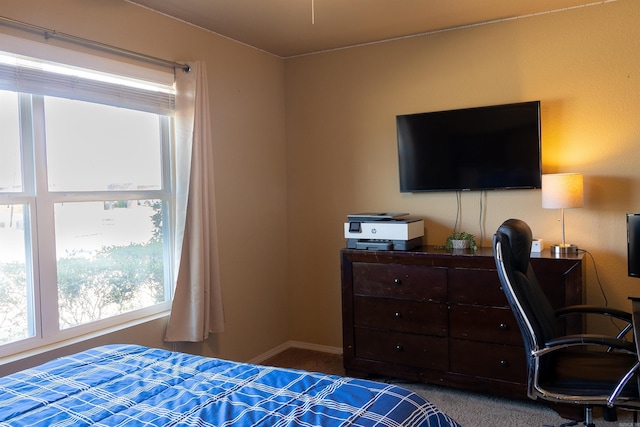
[{"left": 344, "top": 212, "right": 424, "bottom": 250}]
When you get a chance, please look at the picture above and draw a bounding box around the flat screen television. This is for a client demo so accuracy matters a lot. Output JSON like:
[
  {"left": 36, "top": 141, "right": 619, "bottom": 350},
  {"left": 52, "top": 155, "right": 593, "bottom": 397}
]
[
  {"left": 396, "top": 101, "right": 542, "bottom": 192},
  {"left": 628, "top": 213, "right": 640, "bottom": 278}
]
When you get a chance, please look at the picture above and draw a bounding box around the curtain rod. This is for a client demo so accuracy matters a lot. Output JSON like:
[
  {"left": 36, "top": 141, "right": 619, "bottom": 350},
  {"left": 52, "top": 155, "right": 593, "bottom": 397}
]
[{"left": 0, "top": 15, "right": 190, "bottom": 72}]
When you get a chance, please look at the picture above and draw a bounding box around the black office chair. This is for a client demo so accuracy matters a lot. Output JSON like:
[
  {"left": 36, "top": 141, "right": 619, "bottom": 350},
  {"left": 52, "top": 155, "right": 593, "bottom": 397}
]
[{"left": 493, "top": 218, "right": 640, "bottom": 426}]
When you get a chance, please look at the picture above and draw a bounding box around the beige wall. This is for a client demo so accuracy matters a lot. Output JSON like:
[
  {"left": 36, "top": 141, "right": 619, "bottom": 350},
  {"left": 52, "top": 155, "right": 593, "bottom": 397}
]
[
  {"left": 285, "top": 0, "right": 640, "bottom": 344},
  {"left": 1, "top": 0, "right": 289, "bottom": 369},
  {"left": 2, "top": 0, "right": 640, "bottom": 371}
]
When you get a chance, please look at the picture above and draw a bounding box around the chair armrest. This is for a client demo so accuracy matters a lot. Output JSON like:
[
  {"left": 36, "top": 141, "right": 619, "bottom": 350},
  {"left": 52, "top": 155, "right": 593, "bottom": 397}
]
[
  {"left": 535, "top": 334, "right": 636, "bottom": 357},
  {"left": 555, "top": 305, "right": 632, "bottom": 323}
]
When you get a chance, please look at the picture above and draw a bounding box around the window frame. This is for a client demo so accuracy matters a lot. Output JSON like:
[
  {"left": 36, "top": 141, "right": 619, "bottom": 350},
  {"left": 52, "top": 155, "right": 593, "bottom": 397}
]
[{"left": 0, "top": 44, "right": 176, "bottom": 358}]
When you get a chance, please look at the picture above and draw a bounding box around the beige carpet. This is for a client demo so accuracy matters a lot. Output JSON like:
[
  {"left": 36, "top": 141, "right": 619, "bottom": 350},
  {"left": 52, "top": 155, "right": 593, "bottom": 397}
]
[{"left": 263, "top": 348, "right": 636, "bottom": 427}]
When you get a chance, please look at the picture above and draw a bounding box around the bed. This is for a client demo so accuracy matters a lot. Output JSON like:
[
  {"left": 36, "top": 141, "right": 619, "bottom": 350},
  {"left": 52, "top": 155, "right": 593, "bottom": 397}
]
[{"left": 0, "top": 344, "right": 460, "bottom": 426}]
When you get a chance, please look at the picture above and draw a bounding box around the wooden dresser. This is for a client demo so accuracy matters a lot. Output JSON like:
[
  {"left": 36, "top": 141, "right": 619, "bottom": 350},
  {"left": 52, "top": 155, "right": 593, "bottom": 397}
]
[{"left": 340, "top": 246, "right": 584, "bottom": 398}]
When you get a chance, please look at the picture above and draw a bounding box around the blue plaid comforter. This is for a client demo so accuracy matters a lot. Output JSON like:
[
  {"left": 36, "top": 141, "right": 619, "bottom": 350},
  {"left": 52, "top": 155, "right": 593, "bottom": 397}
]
[{"left": 0, "top": 344, "right": 460, "bottom": 426}]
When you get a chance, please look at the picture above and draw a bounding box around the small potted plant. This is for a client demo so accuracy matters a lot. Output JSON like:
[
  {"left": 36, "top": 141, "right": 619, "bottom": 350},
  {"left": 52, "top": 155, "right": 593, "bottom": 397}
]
[{"left": 445, "top": 231, "right": 478, "bottom": 251}]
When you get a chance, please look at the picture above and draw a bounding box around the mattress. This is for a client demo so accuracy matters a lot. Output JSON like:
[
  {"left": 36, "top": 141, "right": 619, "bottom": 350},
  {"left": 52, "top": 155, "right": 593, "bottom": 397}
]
[{"left": 0, "top": 344, "right": 460, "bottom": 426}]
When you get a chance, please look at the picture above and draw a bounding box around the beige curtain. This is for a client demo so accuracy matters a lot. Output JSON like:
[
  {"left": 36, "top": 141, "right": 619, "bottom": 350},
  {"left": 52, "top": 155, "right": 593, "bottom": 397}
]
[{"left": 165, "top": 61, "right": 224, "bottom": 342}]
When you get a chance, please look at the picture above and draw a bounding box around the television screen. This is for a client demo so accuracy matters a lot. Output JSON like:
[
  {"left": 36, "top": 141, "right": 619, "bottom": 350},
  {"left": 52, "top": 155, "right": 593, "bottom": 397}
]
[
  {"left": 396, "top": 101, "right": 542, "bottom": 192},
  {"left": 628, "top": 213, "right": 640, "bottom": 278}
]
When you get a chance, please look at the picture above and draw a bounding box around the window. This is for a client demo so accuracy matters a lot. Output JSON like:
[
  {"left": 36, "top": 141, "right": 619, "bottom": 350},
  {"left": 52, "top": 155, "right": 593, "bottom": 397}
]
[{"left": 0, "top": 49, "right": 176, "bottom": 355}]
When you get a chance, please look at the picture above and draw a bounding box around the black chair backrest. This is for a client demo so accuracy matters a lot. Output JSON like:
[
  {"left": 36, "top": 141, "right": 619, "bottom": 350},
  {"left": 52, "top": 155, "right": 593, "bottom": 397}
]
[{"left": 493, "top": 219, "right": 558, "bottom": 357}]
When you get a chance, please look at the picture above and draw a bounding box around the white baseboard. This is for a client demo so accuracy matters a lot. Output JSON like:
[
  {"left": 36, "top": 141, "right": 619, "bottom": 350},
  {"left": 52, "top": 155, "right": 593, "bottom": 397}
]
[{"left": 249, "top": 341, "right": 342, "bottom": 364}]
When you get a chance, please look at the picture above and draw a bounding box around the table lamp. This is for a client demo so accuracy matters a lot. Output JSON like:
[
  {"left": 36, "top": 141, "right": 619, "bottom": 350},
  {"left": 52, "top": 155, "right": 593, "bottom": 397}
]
[{"left": 542, "top": 173, "right": 584, "bottom": 254}]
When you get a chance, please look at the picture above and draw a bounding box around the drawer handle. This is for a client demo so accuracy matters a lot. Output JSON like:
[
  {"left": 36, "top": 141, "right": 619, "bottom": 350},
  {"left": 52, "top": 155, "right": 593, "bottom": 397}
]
[
  {"left": 395, "top": 344, "right": 404, "bottom": 352},
  {"left": 394, "top": 312, "right": 402, "bottom": 319},
  {"left": 393, "top": 278, "right": 402, "bottom": 285},
  {"left": 499, "top": 323, "right": 508, "bottom": 330},
  {"left": 500, "top": 359, "right": 509, "bottom": 367}
]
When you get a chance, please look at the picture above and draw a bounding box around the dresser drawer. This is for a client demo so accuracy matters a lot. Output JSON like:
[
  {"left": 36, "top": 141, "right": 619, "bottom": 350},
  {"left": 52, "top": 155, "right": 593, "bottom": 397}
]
[
  {"left": 354, "top": 328, "right": 448, "bottom": 371},
  {"left": 449, "top": 305, "right": 523, "bottom": 345},
  {"left": 353, "top": 263, "right": 446, "bottom": 301},
  {"left": 450, "top": 339, "right": 526, "bottom": 383},
  {"left": 354, "top": 296, "right": 448, "bottom": 336},
  {"left": 448, "top": 268, "right": 505, "bottom": 306}
]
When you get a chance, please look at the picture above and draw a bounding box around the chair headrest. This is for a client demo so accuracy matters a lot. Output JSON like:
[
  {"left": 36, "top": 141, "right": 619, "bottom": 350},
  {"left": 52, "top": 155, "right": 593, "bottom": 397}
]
[{"left": 496, "top": 219, "right": 533, "bottom": 274}]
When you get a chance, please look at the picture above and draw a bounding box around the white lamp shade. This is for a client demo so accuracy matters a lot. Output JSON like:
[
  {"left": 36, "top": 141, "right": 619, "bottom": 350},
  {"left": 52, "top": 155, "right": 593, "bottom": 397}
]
[{"left": 542, "top": 173, "right": 584, "bottom": 209}]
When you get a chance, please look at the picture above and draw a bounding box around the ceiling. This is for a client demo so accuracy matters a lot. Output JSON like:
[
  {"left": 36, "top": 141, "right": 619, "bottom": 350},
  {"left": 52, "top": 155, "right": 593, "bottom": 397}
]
[{"left": 127, "top": 0, "right": 602, "bottom": 58}]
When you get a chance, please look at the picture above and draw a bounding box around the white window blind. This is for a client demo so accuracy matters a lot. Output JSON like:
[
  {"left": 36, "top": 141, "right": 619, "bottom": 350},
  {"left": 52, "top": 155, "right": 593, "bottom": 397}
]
[{"left": 0, "top": 54, "right": 175, "bottom": 115}]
